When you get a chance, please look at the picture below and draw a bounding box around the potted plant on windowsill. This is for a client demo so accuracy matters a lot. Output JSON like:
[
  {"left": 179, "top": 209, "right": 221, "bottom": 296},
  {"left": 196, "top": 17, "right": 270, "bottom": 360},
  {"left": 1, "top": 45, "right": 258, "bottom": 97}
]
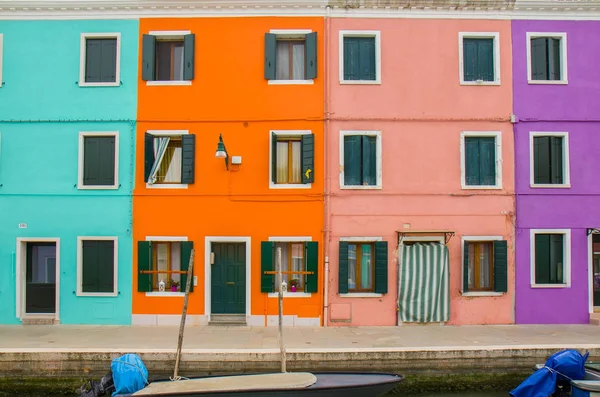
[
  {"left": 169, "top": 279, "right": 180, "bottom": 292},
  {"left": 289, "top": 279, "right": 298, "bottom": 293}
]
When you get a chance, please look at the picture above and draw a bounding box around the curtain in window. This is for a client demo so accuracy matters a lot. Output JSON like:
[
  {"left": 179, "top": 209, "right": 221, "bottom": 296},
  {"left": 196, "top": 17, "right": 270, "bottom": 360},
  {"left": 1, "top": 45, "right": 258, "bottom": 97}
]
[
  {"left": 275, "top": 243, "right": 289, "bottom": 291},
  {"left": 361, "top": 244, "right": 372, "bottom": 290},
  {"left": 291, "top": 141, "right": 301, "bottom": 183},
  {"left": 276, "top": 42, "right": 290, "bottom": 80},
  {"left": 148, "top": 137, "right": 171, "bottom": 184},
  {"left": 348, "top": 245, "right": 357, "bottom": 290},
  {"left": 276, "top": 141, "right": 289, "bottom": 183},
  {"left": 160, "top": 143, "right": 182, "bottom": 183},
  {"left": 291, "top": 243, "right": 304, "bottom": 288},
  {"left": 292, "top": 43, "right": 305, "bottom": 80},
  {"left": 156, "top": 243, "right": 169, "bottom": 289}
]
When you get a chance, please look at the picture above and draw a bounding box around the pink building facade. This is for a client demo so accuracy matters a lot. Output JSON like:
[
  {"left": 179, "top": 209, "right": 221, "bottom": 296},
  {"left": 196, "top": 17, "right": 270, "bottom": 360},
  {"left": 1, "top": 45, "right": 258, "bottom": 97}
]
[{"left": 324, "top": 17, "right": 516, "bottom": 326}]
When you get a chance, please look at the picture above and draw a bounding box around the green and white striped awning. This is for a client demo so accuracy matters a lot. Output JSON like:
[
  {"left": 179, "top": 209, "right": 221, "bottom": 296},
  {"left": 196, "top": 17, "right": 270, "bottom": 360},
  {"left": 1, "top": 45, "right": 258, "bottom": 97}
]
[{"left": 398, "top": 242, "right": 450, "bottom": 323}]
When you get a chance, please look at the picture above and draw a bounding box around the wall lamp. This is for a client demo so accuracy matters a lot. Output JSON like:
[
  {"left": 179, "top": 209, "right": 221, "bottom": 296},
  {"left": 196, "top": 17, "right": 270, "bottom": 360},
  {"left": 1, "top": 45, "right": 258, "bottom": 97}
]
[{"left": 215, "top": 133, "right": 229, "bottom": 170}]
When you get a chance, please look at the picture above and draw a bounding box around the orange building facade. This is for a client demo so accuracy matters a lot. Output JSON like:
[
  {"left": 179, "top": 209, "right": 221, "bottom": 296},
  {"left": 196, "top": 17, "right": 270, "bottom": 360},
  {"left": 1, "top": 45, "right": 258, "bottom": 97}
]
[{"left": 132, "top": 16, "right": 325, "bottom": 326}]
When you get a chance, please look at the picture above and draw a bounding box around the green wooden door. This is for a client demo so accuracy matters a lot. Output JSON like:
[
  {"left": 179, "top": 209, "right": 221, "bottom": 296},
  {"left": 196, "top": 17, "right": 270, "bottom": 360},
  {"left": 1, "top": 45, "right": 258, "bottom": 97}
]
[{"left": 211, "top": 243, "right": 246, "bottom": 314}]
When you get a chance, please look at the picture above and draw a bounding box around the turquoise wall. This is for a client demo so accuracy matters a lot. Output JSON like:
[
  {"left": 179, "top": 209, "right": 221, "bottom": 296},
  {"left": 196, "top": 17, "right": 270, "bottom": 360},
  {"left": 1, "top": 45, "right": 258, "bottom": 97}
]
[{"left": 0, "top": 19, "right": 138, "bottom": 325}]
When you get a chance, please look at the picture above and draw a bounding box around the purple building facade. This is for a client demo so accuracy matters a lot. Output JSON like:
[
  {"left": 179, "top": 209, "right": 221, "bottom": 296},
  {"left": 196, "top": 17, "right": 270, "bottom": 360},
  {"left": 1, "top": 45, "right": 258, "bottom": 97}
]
[{"left": 513, "top": 20, "right": 600, "bottom": 324}]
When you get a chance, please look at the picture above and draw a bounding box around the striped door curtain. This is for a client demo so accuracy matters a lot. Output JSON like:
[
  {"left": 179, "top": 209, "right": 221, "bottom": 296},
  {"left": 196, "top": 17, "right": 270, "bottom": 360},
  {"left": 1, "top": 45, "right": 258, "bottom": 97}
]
[{"left": 398, "top": 242, "right": 450, "bottom": 323}]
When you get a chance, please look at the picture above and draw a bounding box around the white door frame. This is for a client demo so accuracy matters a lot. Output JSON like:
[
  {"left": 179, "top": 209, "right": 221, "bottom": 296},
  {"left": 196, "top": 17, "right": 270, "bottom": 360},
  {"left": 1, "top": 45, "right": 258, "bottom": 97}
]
[
  {"left": 587, "top": 232, "right": 600, "bottom": 313},
  {"left": 16, "top": 238, "right": 60, "bottom": 322},
  {"left": 204, "top": 237, "right": 251, "bottom": 318}
]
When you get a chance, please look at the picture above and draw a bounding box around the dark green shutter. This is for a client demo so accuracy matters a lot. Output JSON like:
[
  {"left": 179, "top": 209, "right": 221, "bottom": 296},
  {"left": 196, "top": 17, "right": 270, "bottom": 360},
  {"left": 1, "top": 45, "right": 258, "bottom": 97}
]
[
  {"left": 85, "top": 39, "right": 102, "bottom": 83},
  {"left": 271, "top": 132, "right": 278, "bottom": 183},
  {"left": 144, "top": 133, "right": 154, "bottom": 183},
  {"left": 261, "top": 242, "right": 274, "bottom": 292},
  {"left": 180, "top": 241, "right": 194, "bottom": 292},
  {"left": 362, "top": 135, "right": 377, "bottom": 186},
  {"left": 550, "top": 234, "right": 564, "bottom": 283},
  {"left": 549, "top": 38, "right": 561, "bottom": 81},
  {"left": 479, "top": 137, "right": 496, "bottom": 186},
  {"left": 142, "top": 34, "right": 156, "bottom": 81},
  {"left": 535, "top": 234, "right": 550, "bottom": 284},
  {"left": 338, "top": 241, "right": 349, "bottom": 294},
  {"left": 183, "top": 34, "right": 195, "bottom": 81},
  {"left": 550, "top": 137, "right": 563, "bottom": 184},
  {"left": 463, "top": 39, "right": 477, "bottom": 81},
  {"left": 493, "top": 240, "right": 508, "bottom": 293},
  {"left": 374, "top": 241, "right": 388, "bottom": 294},
  {"left": 531, "top": 38, "right": 548, "bottom": 81},
  {"left": 343, "top": 37, "right": 358, "bottom": 80},
  {"left": 344, "top": 136, "right": 361, "bottom": 185},
  {"left": 359, "top": 37, "right": 376, "bottom": 80},
  {"left": 100, "top": 39, "right": 117, "bottom": 83},
  {"left": 83, "top": 136, "right": 115, "bottom": 186},
  {"left": 477, "top": 39, "right": 494, "bottom": 81},
  {"left": 137, "top": 241, "right": 152, "bottom": 292},
  {"left": 463, "top": 241, "right": 469, "bottom": 292},
  {"left": 264, "top": 33, "right": 276, "bottom": 80},
  {"left": 181, "top": 134, "right": 195, "bottom": 184},
  {"left": 464, "top": 137, "right": 481, "bottom": 185},
  {"left": 82, "top": 241, "right": 100, "bottom": 293},
  {"left": 534, "top": 136, "right": 551, "bottom": 184},
  {"left": 301, "top": 133, "right": 314, "bottom": 184},
  {"left": 305, "top": 242, "right": 318, "bottom": 293},
  {"left": 305, "top": 32, "right": 317, "bottom": 80}
]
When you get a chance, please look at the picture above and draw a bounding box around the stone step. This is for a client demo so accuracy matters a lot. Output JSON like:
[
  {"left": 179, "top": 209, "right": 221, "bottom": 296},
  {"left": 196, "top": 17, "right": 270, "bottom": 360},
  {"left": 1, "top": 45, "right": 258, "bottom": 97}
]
[
  {"left": 209, "top": 314, "right": 247, "bottom": 326},
  {"left": 21, "top": 318, "right": 56, "bottom": 325},
  {"left": 589, "top": 312, "right": 600, "bottom": 325}
]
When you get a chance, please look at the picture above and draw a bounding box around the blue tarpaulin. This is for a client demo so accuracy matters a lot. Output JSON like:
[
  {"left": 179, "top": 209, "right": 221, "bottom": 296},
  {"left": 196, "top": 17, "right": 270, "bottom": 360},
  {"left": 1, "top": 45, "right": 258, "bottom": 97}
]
[
  {"left": 510, "top": 349, "right": 589, "bottom": 397},
  {"left": 111, "top": 353, "right": 149, "bottom": 396}
]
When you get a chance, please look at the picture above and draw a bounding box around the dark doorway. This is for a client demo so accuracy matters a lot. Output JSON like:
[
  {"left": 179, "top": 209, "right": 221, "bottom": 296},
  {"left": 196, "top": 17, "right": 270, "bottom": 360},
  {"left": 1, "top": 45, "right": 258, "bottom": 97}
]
[
  {"left": 25, "top": 242, "right": 57, "bottom": 314},
  {"left": 211, "top": 243, "right": 246, "bottom": 314},
  {"left": 593, "top": 235, "right": 600, "bottom": 307}
]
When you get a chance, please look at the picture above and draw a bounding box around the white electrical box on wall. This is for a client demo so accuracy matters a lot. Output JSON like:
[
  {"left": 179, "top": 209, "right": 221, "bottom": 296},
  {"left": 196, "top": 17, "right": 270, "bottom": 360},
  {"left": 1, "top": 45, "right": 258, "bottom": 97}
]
[{"left": 231, "top": 156, "right": 242, "bottom": 165}]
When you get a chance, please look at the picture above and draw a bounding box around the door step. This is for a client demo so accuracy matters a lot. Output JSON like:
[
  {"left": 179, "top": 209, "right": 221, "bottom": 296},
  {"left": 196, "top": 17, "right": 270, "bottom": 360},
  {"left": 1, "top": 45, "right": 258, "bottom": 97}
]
[
  {"left": 590, "top": 312, "right": 600, "bottom": 326},
  {"left": 21, "top": 317, "right": 56, "bottom": 325},
  {"left": 209, "top": 314, "right": 247, "bottom": 326}
]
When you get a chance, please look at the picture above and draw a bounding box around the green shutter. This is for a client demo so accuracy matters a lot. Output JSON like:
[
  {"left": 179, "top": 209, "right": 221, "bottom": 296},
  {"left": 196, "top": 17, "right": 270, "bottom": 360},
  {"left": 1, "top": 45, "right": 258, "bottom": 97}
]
[
  {"left": 305, "top": 242, "right": 318, "bottom": 293},
  {"left": 464, "top": 137, "right": 481, "bottom": 185},
  {"left": 264, "top": 33, "right": 276, "bottom": 80},
  {"left": 137, "top": 241, "right": 152, "bottom": 292},
  {"left": 463, "top": 39, "right": 477, "bottom": 81},
  {"left": 100, "top": 39, "right": 117, "bottom": 83},
  {"left": 550, "top": 136, "right": 563, "bottom": 184},
  {"left": 338, "top": 241, "right": 349, "bottom": 294},
  {"left": 99, "top": 240, "right": 115, "bottom": 293},
  {"left": 83, "top": 136, "right": 115, "bottom": 186},
  {"left": 493, "top": 240, "right": 508, "bottom": 293},
  {"left": 534, "top": 136, "right": 551, "bottom": 184},
  {"left": 142, "top": 34, "right": 156, "bottom": 81},
  {"left": 301, "top": 133, "right": 314, "bottom": 184},
  {"left": 359, "top": 37, "right": 376, "bottom": 81},
  {"left": 343, "top": 37, "right": 359, "bottom": 80},
  {"left": 271, "top": 132, "right": 278, "bottom": 183},
  {"left": 85, "top": 39, "right": 102, "bottom": 83},
  {"left": 479, "top": 137, "right": 496, "bottom": 186},
  {"left": 549, "top": 38, "right": 561, "bottom": 81},
  {"left": 180, "top": 241, "right": 194, "bottom": 292},
  {"left": 144, "top": 133, "right": 155, "bottom": 183},
  {"left": 82, "top": 241, "right": 100, "bottom": 293},
  {"left": 362, "top": 135, "right": 377, "bottom": 186},
  {"left": 477, "top": 39, "right": 494, "bottom": 81},
  {"left": 374, "top": 241, "right": 388, "bottom": 294},
  {"left": 181, "top": 134, "right": 195, "bottom": 184},
  {"left": 463, "top": 241, "right": 469, "bottom": 292},
  {"left": 305, "top": 32, "right": 317, "bottom": 80},
  {"left": 531, "top": 38, "right": 548, "bottom": 81},
  {"left": 261, "top": 242, "right": 274, "bottom": 292},
  {"left": 344, "top": 135, "right": 361, "bottom": 186},
  {"left": 534, "top": 234, "right": 550, "bottom": 284},
  {"left": 550, "top": 234, "right": 564, "bottom": 284},
  {"left": 183, "top": 34, "right": 195, "bottom": 81}
]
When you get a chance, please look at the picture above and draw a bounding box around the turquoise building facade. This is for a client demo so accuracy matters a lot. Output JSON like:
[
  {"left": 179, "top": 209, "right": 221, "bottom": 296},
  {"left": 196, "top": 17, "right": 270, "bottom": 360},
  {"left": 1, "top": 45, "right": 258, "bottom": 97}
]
[{"left": 0, "top": 20, "right": 139, "bottom": 324}]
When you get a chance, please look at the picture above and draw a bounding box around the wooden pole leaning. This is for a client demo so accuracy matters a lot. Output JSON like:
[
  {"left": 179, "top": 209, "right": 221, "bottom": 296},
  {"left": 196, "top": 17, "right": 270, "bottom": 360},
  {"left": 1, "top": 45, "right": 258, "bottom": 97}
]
[{"left": 173, "top": 248, "right": 195, "bottom": 380}]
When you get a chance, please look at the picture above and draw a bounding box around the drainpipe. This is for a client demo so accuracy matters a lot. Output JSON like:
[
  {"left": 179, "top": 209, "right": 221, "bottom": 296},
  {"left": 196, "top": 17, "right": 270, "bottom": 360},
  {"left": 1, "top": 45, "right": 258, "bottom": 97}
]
[{"left": 323, "top": 4, "right": 332, "bottom": 327}]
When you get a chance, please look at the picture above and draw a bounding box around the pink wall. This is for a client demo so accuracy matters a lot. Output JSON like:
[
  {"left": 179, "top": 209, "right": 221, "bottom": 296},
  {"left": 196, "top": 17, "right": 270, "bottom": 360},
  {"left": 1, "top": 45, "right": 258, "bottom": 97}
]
[{"left": 326, "top": 18, "right": 515, "bottom": 325}]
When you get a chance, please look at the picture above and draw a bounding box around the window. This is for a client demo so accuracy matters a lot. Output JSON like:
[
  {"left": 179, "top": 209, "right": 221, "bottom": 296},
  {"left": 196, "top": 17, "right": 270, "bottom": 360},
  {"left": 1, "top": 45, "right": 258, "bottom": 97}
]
[
  {"left": 460, "top": 131, "right": 502, "bottom": 189},
  {"left": 459, "top": 32, "right": 500, "bottom": 85},
  {"left": 338, "top": 240, "right": 388, "bottom": 294},
  {"left": 137, "top": 240, "right": 194, "bottom": 293},
  {"left": 79, "top": 33, "right": 120, "bottom": 87},
  {"left": 144, "top": 131, "right": 195, "bottom": 187},
  {"left": 527, "top": 33, "right": 567, "bottom": 83},
  {"left": 78, "top": 132, "right": 118, "bottom": 189},
  {"left": 530, "top": 132, "right": 569, "bottom": 187},
  {"left": 0, "top": 34, "right": 4, "bottom": 88},
  {"left": 269, "top": 131, "right": 314, "bottom": 188},
  {"left": 142, "top": 32, "right": 195, "bottom": 84},
  {"left": 339, "top": 31, "right": 381, "bottom": 84},
  {"left": 264, "top": 30, "right": 317, "bottom": 83},
  {"left": 77, "top": 237, "right": 117, "bottom": 296},
  {"left": 531, "top": 230, "right": 570, "bottom": 287},
  {"left": 260, "top": 240, "right": 318, "bottom": 294},
  {"left": 340, "top": 131, "right": 382, "bottom": 189}
]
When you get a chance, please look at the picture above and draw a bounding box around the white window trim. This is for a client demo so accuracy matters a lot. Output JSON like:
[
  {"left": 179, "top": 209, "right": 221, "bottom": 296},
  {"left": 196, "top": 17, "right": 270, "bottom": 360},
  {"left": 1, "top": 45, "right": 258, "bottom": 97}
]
[
  {"left": 79, "top": 33, "right": 121, "bottom": 87},
  {"left": 459, "top": 131, "right": 503, "bottom": 190},
  {"left": 268, "top": 29, "right": 315, "bottom": 85},
  {"left": 529, "top": 131, "right": 570, "bottom": 188},
  {"left": 339, "top": 236, "right": 383, "bottom": 296},
  {"left": 461, "top": 236, "right": 505, "bottom": 297},
  {"left": 529, "top": 229, "right": 571, "bottom": 288},
  {"left": 339, "top": 130, "right": 383, "bottom": 190},
  {"left": 76, "top": 236, "right": 118, "bottom": 297},
  {"left": 144, "top": 236, "right": 189, "bottom": 297},
  {"left": 0, "top": 34, "right": 3, "bottom": 88},
  {"left": 267, "top": 236, "right": 312, "bottom": 298},
  {"left": 339, "top": 30, "right": 381, "bottom": 85},
  {"left": 145, "top": 130, "right": 189, "bottom": 189},
  {"left": 458, "top": 32, "right": 501, "bottom": 86},
  {"left": 269, "top": 130, "right": 313, "bottom": 190},
  {"left": 78, "top": 131, "right": 119, "bottom": 190},
  {"left": 146, "top": 30, "right": 192, "bottom": 87},
  {"left": 526, "top": 32, "right": 568, "bottom": 85}
]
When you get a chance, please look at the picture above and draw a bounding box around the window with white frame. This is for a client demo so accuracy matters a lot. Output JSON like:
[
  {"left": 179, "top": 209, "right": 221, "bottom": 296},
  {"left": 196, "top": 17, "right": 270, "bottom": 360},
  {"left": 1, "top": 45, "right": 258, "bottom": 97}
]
[
  {"left": 0, "top": 34, "right": 3, "bottom": 88},
  {"left": 264, "top": 30, "right": 317, "bottom": 83},
  {"left": 340, "top": 131, "right": 382, "bottom": 189},
  {"left": 530, "top": 229, "right": 570, "bottom": 287},
  {"left": 79, "top": 33, "right": 120, "bottom": 87},
  {"left": 269, "top": 130, "right": 314, "bottom": 188},
  {"left": 137, "top": 239, "right": 194, "bottom": 293},
  {"left": 459, "top": 32, "right": 500, "bottom": 85},
  {"left": 530, "top": 132, "right": 569, "bottom": 187},
  {"left": 460, "top": 131, "right": 502, "bottom": 189},
  {"left": 339, "top": 30, "right": 381, "bottom": 84},
  {"left": 144, "top": 131, "right": 195, "bottom": 187},
  {"left": 77, "top": 237, "right": 118, "bottom": 296},
  {"left": 78, "top": 132, "right": 118, "bottom": 189},
  {"left": 527, "top": 32, "right": 567, "bottom": 84},
  {"left": 142, "top": 31, "right": 195, "bottom": 84},
  {"left": 462, "top": 237, "right": 508, "bottom": 294}
]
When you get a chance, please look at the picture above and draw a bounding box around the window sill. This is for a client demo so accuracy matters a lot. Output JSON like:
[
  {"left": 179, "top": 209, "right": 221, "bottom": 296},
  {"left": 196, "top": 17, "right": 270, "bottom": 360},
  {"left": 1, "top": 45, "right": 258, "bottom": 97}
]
[
  {"left": 339, "top": 80, "right": 381, "bottom": 85},
  {"left": 527, "top": 80, "right": 568, "bottom": 85},
  {"left": 78, "top": 184, "right": 119, "bottom": 190},
  {"left": 146, "top": 81, "right": 192, "bottom": 86},
  {"left": 461, "top": 291, "right": 504, "bottom": 297},
  {"left": 529, "top": 184, "right": 571, "bottom": 189},
  {"left": 461, "top": 185, "right": 502, "bottom": 190},
  {"left": 146, "top": 183, "right": 189, "bottom": 189},
  {"left": 77, "top": 292, "right": 118, "bottom": 297},
  {"left": 339, "top": 293, "right": 382, "bottom": 298},
  {"left": 145, "top": 292, "right": 186, "bottom": 297},
  {"left": 79, "top": 81, "right": 120, "bottom": 87},
  {"left": 268, "top": 79, "right": 314, "bottom": 85},
  {"left": 340, "top": 185, "right": 382, "bottom": 190},
  {"left": 530, "top": 284, "right": 570, "bottom": 289},
  {"left": 269, "top": 183, "right": 312, "bottom": 189},
  {"left": 460, "top": 81, "right": 501, "bottom": 86},
  {"left": 268, "top": 292, "right": 312, "bottom": 298}
]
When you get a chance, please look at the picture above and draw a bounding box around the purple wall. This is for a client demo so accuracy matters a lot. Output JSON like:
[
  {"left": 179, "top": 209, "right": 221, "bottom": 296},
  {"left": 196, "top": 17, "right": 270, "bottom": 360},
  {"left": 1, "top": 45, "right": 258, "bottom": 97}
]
[{"left": 513, "top": 20, "right": 600, "bottom": 324}]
